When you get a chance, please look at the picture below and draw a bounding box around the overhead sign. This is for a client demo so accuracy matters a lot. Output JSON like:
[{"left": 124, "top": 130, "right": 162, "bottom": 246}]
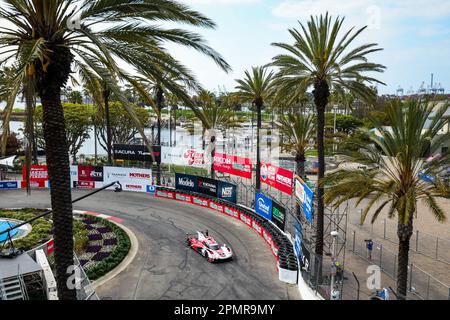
[
  {"left": 260, "top": 163, "right": 293, "bottom": 195},
  {"left": 255, "top": 193, "right": 273, "bottom": 220},
  {"left": 113, "top": 144, "right": 161, "bottom": 163},
  {"left": 295, "top": 176, "right": 314, "bottom": 224},
  {"left": 213, "top": 153, "right": 252, "bottom": 179}
]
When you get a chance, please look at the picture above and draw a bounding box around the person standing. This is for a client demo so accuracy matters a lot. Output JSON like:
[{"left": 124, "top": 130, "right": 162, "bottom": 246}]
[{"left": 366, "top": 239, "right": 374, "bottom": 260}]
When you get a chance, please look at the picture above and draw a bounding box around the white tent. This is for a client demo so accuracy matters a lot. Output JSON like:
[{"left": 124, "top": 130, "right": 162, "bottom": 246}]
[{"left": 0, "top": 155, "right": 17, "bottom": 168}]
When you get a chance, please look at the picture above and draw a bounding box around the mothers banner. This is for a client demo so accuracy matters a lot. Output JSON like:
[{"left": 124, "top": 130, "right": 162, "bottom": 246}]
[
  {"left": 103, "top": 166, "right": 152, "bottom": 193},
  {"left": 213, "top": 153, "right": 252, "bottom": 179},
  {"left": 260, "top": 163, "right": 293, "bottom": 195}
]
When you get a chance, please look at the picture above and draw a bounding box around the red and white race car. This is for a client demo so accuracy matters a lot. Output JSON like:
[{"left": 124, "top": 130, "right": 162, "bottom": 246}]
[{"left": 186, "top": 231, "right": 233, "bottom": 262}]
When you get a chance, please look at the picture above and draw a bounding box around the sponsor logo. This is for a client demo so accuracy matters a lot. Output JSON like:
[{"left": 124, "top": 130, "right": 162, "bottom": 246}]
[
  {"left": 209, "top": 202, "right": 223, "bottom": 212},
  {"left": 176, "top": 194, "right": 191, "bottom": 203},
  {"left": 147, "top": 185, "right": 156, "bottom": 193},
  {"left": 224, "top": 207, "right": 239, "bottom": 219},
  {"left": 129, "top": 173, "right": 151, "bottom": 179},
  {"left": 178, "top": 177, "right": 195, "bottom": 188},
  {"left": 0, "top": 181, "right": 18, "bottom": 189},
  {"left": 240, "top": 214, "right": 251, "bottom": 226},
  {"left": 252, "top": 221, "right": 262, "bottom": 234},
  {"left": 263, "top": 230, "right": 272, "bottom": 245},
  {"left": 257, "top": 198, "right": 271, "bottom": 215},
  {"left": 183, "top": 149, "right": 205, "bottom": 166},
  {"left": 193, "top": 197, "right": 208, "bottom": 207},
  {"left": 260, "top": 163, "right": 268, "bottom": 181},
  {"left": 156, "top": 190, "right": 174, "bottom": 199},
  {"left": 125, "top": 184, "right": 142, "bottom": 190},
  {"left": 221, "top": 186, "right": 233, "bottom": 197}
]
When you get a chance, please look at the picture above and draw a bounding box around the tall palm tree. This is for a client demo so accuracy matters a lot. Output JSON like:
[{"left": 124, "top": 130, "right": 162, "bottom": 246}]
[
  {"left": 191, "top": 90, "right": 240, "bottom": 178},
  {"left": 0, "top": 0, "right": 229, "bottom": 300},
  {"left": 235, "top": 66, "right": 275, "bottom": 191},
  {"left": 321, "top": 99, "right": 450, "bottom": 298},
  {"left": 271, "top": 13, "right": 385, "bottom": 260}
]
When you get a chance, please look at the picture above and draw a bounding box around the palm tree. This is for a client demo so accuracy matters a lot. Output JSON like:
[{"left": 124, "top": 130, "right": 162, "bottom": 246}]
[
  {"left": 271, "top": 13, "right": 385, "bottom": 261},
  {"left": 277, "top": 113, "right": 315, "bottom": 180},
  {"left": 321, "top": 99, "right": 450, "bottom": 298},
  {"left": 235, "top": 66, "right": 275, "bottom": 191},
  {"left": 191, "top": 90, "right": 240, "bottom": 178},
  {"left": 0, "top": 0, "right": 229, "bottom": 300}
]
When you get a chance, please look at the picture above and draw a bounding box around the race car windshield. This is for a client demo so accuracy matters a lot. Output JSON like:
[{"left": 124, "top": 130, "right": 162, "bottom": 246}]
[{"left": 207, "top": 243, "right": 220, "bottom": 250}]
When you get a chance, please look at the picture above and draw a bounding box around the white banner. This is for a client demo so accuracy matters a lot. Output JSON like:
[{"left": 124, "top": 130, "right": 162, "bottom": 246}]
[
  {"left": 161, "top": 147, "right": 206, "bottom": 168},
  {"left": 103, "top": 166, "right": 153, "bottom": 193}
]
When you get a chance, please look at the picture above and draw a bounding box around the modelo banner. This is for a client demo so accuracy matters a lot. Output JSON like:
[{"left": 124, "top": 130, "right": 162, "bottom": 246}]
[
  {"left": 103, "top": 166, "right": 152, "bottom": 193},
  {"left": 260, "top": 162, "right": 293, "bottom": 195},
  {"left": 113, "top": 144, "right": 161, "bottom": 164},
  {"left": 175, "top": 173, "right": 237, "bottom": 203},
  {"left": 161, "top": 147, "right": 205, "bottom": 168},
  {"left": 213, "top": 153, "right": 252, "bottom": 179}
]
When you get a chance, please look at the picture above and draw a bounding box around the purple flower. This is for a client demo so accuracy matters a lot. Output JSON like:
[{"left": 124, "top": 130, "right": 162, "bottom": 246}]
[
  {"left": 86, "top": 245, "right": 102, "bottom": 253},
  {"left": 92, "top": 252, "right": 110, "bottom": 261},
  {"left": 88, "top": 234, "right": 102, "bottom": 241},
  {"left": 103, "top": 239, "right": 117, "bottom": 246},
  {"left": 83, "top": 218, "right": 95, "bottom": 225},
  {"left": 96, "top": 227, "right": 112, "bottom": 234},
  {"left": 79, "top": 259, "right": 89, "bottom": 267}
]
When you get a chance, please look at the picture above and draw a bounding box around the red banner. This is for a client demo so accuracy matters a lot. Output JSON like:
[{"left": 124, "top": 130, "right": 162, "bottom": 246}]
[
  {"left": 175, "top": 193, "right": 192, "bottom": 204},
  {"left": 260, "top": 163, "right": 293, "bottom": 195},
  {"left": 213, "top": 153, "right": 252, "bottom": 179},
  {"left": 22, "top": 165, "right": 48, "bottom": 184},
  {"left": 156, "top": 190, "right": 175, "bottom": 199},
  {"left": 192, "top": 196, "right": 210, "bottom": 208}
]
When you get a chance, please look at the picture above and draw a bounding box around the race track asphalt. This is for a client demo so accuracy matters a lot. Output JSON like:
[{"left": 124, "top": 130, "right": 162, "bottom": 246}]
[{"left": 0, "top": 189, "right": 300, "bottom": 300}]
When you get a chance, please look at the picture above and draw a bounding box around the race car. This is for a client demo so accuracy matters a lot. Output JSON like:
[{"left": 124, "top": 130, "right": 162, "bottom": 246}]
[{"left": 186, "top": 231, "right": 233, "bottom": 262}]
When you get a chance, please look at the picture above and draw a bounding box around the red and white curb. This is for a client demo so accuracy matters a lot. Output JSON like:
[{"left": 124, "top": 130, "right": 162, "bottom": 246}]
[{"left": 73, "top": 210, "right": 124, "bottom": 224}]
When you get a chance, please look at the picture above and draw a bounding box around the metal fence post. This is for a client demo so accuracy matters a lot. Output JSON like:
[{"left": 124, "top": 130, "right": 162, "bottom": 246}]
[
  {"left": 415, "top": 230, "right": 419, "bottom": 252},
  {"left": 435, "top": 237, "right": 439, "bottom": 260},
  {"left": 352, "top": 231, "right": 356, "bottom": 252},
  {"left": 379, "top": 244, "right": 383, "bottom": 268},
  {"left": 383, "top": 219, "right": 386, "bottom": 239}
]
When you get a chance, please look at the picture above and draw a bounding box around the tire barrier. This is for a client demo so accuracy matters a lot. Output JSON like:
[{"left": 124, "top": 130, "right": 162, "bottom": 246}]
[{"left": 155, "top": 186, "right": 299, "bottom": 285}]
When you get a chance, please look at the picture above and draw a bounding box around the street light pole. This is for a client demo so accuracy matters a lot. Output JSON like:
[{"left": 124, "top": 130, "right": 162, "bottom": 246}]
[{"left": 103, "top": 86, "right": 112, "bottom": 165}]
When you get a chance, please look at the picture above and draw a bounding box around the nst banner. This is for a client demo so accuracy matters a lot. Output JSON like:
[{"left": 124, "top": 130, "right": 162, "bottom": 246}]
[
  {"left": 295, "top": 176, "right": 314, "bottom": 224},
  {"left": 260, "top": 163, "right": 293, "bottom": 195},
  {"left": 255, "top": 193, "right": 273, "bottom": 220},
  {"left": 213, "top": 153, "right": 252, "bottom": 179},
  {"left": 161, "top": 147, "right": 205, "bottom": 167},
  {"left": 113, "top": 144, "right": 161, "bottom": 164},
  {"left": 175, "top": 173, "right": 237, "bottom": 203},
  {"left": 104, "top": 166, "right": 152, "bottom": 193}
]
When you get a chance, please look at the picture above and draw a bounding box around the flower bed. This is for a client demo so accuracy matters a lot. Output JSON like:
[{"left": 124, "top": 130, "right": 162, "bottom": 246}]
[
  {"left": 77, "top": 215, "right": 131, "bottom": 281},
  {"left": 0, "top": 209, "right": 88, "bottom": 253}
]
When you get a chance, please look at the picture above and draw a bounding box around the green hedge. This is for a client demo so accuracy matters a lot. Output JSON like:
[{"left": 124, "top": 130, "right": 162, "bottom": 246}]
[
  {"left": 0, "top": 209, "right": 88, "bottom": 253},
  {"left": 82, "top": 215, "right": 131, "bottom": 281}
]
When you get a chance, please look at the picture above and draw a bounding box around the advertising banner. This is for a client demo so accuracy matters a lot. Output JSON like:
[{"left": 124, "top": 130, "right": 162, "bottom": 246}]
[
  {"left": 175, "top": 173, "right": 197, "bottom": 193},
  {"left": 70, "top": 165, "right": 78, "bottom": 185},
  {"left": 255, "top": 193, "right": 273, "bottom": 220},
  {"left": 22, "top": 165, "right": 48, "bottom": 188},
  {"left": 175, "top": 193, "right": 192, "bottom": 204},
  {"left": 209, "top": 201, "right": 224, "bottom": 213},
  {"left": 78, "top": 166, "right": 104, "bottom": 183},
  {"left": 156, "top": 189, "right": 175, "bottom": 199},
  {"left": 74, "top": 181, "right": 96, "bottom": 189},
  {"left": 224, "top": 206, "right": 240, "bottom": 220},
  {"left": 213, "top": 153, "right": 252, "bottom": 179},
  {"left": 260, "top": 163, "right": 293, "bottom": 195},
  {"left": 113, "top": 144, "right": 161, "bottom": 163},
  {"left": 217, "top": 181, "right": 237, "bottom": 204},
  {"left": 295, "top": 176, "right": 314, "bottom": 224},
  {"left": 271, "top": 200, "right": 286, "bottom": 231},
  {"left": 192, "top": 196, "right": 209, "bottom": 208},
  {"left": 161, "top": 147, "right": 205, "bottom": 167},
  {"left": 0, "top": 181, "right": 19, "bottom": 189},
  {"left": 104, "top": 166, "right": 152, "bottom": 193},
  {"left": 175, "top": 173, "right": 237, "bottom": 204},
  {"left": 293, "top": 224, "right": 303, "bottom": 263},
  {"left": 300, "top": 243, "right": 310, "bottom": 272}
]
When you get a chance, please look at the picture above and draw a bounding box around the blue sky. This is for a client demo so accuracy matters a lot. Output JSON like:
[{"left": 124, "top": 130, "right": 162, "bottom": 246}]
[{"left": 171, "top": 0, "right": 450, "bottom": 95}]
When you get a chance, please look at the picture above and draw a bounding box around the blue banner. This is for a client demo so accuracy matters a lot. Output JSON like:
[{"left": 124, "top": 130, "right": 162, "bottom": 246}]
[
  {"left": 294, "top": 176, "right": 314, "bottom": 224},
  {"left": 255, "top": 193, "right": 273, "bottom": 220},
  {"left": 175, "top": 173, "right": 198, "bottom": 192},
  {"left": 218, "top": 181, "right": 237, "bottom": 204},
  {"left": 293, "top": 224, "right": 302, "bottom": 263},
  {"left": 0, "top": 181, "right": 18, "bottom": 190}
]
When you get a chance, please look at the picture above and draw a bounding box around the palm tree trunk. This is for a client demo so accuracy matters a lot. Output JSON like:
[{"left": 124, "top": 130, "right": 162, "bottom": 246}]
[
  {"left": 313, "top": 79, "right": 330, "bottom": 282},
  {"left": 256, "top": 102, "right": 262, "bottom": 192},
  {"left": 41, "top": 88, "right": 76, "bottom": 300},
  {"left": 396, "top": 214, "right": 414, "bottom": 299}
]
